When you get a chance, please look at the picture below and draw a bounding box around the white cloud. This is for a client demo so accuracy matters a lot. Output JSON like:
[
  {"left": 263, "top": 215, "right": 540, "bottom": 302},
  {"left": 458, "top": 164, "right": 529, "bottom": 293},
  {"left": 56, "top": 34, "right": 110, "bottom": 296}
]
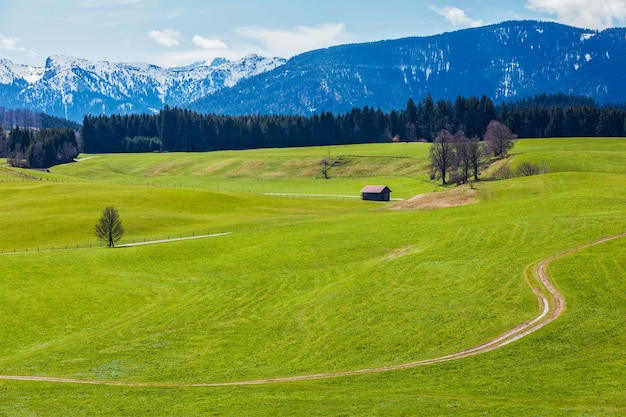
[
  {"left": 193, "top": 35, "right": 228, "bottom": 50},
  {"left": 0, "top": 35, "right": 36, "bottom": 58},
  {"left": 148, "top": 29, "right": 181, "bottom": 47},
  {"left": 431, "top": 6, "right": 484, "bottom": 28},
  {"left": 525, "top": 0, "right": 626, "bottom": 29},
  {"left": 152, "top": 23, "right": 349, "bottom": 66},
  {"left": 235, "top": 23, "right": 349, "bottom": 57},
  {"left": 0, "top": 35, "right": 24, "bottom": 51}
]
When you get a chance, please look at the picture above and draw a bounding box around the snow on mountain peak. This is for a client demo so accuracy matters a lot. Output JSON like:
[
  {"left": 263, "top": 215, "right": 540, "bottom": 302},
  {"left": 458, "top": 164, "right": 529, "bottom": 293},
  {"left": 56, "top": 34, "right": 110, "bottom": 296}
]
[
  {"left": 0, "top": 59, "right": 45, "bottom": 84},
  {"left": 0, "top": 54, "right": 286, "bottom": 121}
]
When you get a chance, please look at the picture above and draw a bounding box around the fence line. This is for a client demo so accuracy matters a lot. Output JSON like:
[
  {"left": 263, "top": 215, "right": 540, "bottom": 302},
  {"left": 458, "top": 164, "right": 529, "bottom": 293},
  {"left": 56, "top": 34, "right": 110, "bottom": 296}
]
[
  {"left": 0, "top": 221, "right": 308, "bottom": 256},
  {"left": 0, "top": 231, "right": 228, "bottom": 255}
]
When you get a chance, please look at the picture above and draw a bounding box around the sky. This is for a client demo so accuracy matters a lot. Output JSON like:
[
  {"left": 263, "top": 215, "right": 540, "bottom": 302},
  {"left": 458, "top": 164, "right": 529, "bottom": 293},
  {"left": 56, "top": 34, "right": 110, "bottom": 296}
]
[{"left": 2, "top": 0, "right": 626, "bottom": 68}]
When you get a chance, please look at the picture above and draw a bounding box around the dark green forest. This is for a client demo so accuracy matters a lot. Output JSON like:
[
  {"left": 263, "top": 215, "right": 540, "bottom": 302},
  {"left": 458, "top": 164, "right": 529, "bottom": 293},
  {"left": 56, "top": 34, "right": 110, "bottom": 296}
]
[
  {"left": 80, "top": 94, "right": 626, "bottom": 154},
  {"left": 1, "top": 126, "right": 79, "bottom": 169}
]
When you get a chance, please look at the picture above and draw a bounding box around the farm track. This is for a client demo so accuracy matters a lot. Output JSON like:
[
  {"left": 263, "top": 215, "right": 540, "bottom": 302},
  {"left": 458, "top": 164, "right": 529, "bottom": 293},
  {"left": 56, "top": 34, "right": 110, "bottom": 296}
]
[{"left": 0, "top": 233, "right": 624, "bottom": 387}]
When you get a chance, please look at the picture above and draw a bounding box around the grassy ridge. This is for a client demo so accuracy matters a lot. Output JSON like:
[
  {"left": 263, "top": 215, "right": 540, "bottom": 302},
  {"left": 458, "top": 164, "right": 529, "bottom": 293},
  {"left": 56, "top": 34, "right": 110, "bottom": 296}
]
[
  {"left": 0, "top": 139, "right": 625, "bottom": 415},
  {"left": 53, "top": 143, "right": 434, "bottom": 198}
]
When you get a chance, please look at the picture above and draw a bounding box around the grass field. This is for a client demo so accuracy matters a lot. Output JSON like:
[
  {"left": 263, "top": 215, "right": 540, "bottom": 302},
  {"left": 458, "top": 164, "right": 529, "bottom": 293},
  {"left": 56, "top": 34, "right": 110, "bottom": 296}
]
[{"left": 0, "top": 139, "right": 624, "bottom": 415}]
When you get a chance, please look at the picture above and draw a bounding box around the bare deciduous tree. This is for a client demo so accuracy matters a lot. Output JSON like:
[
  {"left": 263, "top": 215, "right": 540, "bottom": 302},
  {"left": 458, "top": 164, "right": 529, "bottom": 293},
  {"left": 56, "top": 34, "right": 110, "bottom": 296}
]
[
  {"left": 452, "top": 131, "right": 471, "bottom": 184},
  {"left": 467, "top": 136, "right": 485, "bottom": 181},
  {"left": 484, "top": 120, "right": 517, "bottom": 159},
  {"left": 95, "top": 206, "right": 125, "bottom": 248},
  {"left": 429, "top": 129, "right": 455, "bottom": 185}
]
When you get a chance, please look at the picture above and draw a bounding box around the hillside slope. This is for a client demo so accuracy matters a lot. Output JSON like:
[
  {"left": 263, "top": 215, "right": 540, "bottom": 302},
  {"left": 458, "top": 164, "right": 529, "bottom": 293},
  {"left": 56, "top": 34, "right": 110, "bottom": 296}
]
[{"left": 191, "top": 21, "right": 626, "bottom": 115}]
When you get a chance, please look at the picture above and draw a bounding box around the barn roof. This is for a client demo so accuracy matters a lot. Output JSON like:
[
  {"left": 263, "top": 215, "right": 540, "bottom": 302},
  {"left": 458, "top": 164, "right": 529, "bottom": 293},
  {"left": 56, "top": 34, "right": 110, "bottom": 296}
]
[{"left": 361, "top": 185, "right": 391, "bottom": 194}]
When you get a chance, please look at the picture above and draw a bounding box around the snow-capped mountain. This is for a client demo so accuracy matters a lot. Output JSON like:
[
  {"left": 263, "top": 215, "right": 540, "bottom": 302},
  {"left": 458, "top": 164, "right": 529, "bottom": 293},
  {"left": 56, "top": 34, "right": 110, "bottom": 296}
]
[{"left": 0, "top": 54, "right": 286, "bottom": 121}]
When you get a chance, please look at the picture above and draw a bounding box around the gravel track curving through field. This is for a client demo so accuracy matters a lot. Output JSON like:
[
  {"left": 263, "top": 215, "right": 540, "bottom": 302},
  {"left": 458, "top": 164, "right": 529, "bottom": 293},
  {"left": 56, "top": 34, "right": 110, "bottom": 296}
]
[{"left": 1, "top": 233, "right": 624, "bottom": 387}]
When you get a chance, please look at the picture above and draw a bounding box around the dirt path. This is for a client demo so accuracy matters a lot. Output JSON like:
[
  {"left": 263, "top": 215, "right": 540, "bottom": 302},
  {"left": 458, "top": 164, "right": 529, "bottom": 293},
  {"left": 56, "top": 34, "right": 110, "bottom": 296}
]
[{"left": 1, "top": 233, "right": 623, "bottom": 387}]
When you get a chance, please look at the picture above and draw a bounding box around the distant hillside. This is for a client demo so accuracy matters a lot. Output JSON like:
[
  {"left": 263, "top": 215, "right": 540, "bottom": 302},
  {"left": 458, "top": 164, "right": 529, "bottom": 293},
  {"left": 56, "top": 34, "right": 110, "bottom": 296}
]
[
  {"left": 0, "top": 107, "right": 80, "bottom": 130},
  {"left": 190, "top": 20, "right": 626, "bottom": 115}
]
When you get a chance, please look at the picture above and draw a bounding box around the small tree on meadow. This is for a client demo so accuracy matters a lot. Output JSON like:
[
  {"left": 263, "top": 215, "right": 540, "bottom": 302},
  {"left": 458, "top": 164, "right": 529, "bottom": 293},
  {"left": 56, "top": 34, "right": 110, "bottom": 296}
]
[
  {"left": 95, "top": 206, "right": 125, "bottom": 248},
  {"left": 484, "top": 120, "right": 517, "bottom": 159}
]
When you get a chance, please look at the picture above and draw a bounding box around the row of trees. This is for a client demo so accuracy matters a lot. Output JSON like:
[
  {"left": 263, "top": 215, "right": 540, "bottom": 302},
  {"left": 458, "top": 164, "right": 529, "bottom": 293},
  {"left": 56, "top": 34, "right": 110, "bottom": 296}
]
[
  {"left": 1, "top": 126, "right": 79, "bottom": 169},
  {"left": 429, "top": 120, "right": 518, "bottom": 185},
  {"left": 500, "top": 105, "right": 626, "bottom": 138},
  {"left": 4, "top": 93, "right": 626, "bottom": 165},
  {"left": 81, "top": 95, "right": 499, "bottom": 153},
  {"left": 81, "top": 94, "right": 626, "bottom": 154}
]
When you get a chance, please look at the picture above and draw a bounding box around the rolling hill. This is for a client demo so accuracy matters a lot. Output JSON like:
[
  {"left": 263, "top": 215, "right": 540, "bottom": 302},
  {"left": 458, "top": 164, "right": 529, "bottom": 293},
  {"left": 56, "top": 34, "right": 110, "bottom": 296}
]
[{"left": 0, "top": 139, "right": 624, "bottom": 415}]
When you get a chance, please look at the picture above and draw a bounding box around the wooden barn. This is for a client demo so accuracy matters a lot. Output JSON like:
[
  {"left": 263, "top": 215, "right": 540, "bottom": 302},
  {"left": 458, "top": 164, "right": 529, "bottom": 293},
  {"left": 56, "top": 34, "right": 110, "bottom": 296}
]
[{"left": 361, "top": 185, "right": 392, "bottom": 201}]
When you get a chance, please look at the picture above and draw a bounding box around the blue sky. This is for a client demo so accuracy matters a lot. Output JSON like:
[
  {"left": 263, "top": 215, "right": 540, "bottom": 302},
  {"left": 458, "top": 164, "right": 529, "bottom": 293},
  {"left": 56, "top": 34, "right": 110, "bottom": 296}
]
[{"left": 2, "top": 0, "right": 626, "bottom": 67}]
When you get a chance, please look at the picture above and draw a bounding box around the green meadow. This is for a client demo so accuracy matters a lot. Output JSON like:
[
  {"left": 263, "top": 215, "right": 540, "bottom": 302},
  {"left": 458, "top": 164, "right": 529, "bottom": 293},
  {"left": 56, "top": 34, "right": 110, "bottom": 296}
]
[{"left": 0, "top": 138, "right": 624, "bottom": 416}]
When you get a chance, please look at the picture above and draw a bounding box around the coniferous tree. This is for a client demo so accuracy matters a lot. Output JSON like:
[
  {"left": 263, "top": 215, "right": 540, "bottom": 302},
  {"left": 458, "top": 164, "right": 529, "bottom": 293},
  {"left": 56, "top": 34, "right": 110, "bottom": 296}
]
[
  {"left": 421, "top": 93, "right": 435, "bottom": 142},
  {"left": 404, "top": 98, "right": 418, "bottom": 141}
]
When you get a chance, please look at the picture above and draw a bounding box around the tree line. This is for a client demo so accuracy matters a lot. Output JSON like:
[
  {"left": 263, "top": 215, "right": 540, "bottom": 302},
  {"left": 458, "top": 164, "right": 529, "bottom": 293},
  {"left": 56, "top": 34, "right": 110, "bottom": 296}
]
[
  {"left": 4, "top": 93, "right": 626, "bottom": 166},
  {"left": 1, "top": 126, "right": 79, "bottom": 169},
  {"left": 499, "top": 100, "right": 626, "bottom": 138},
  {"left": 80, "top": 95, "right": 498, "bottom": 153},
  {"left": 80, "top": 93, "right": 626, "bottom": 154}
]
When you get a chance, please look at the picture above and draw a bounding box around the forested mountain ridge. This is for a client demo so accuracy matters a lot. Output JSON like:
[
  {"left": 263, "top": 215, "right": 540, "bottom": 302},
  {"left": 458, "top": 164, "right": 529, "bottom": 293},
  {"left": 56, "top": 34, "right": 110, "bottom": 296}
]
[{"left": 190, "top": 20, "right": 626, "bottom": 115}]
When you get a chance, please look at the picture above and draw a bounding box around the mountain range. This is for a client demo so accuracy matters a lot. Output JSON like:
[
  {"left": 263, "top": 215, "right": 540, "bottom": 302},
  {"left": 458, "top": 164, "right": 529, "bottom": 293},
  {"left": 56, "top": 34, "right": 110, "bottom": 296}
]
[
  {"left": 2, "top": 20, "right": 626, "bottom": 123},
  {"left": 0, "top": 54, "right": 286, "bottom": 122}
]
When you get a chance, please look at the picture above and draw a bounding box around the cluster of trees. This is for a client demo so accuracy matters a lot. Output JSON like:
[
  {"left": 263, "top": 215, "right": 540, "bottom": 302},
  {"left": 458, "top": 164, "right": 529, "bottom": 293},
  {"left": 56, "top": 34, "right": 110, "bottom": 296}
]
[
  {"left": 1, "top": 126, "right": 79, "bottom": 169},
  {"left": 428, "top": 120, "right": 518, "bottom": 185}
]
